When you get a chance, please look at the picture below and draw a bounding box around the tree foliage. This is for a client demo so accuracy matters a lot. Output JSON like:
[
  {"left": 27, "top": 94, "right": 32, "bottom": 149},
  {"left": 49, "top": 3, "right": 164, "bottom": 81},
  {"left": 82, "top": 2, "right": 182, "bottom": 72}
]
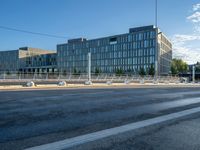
[
  {"left": 73, "top": 68, "right": 77, "bottom": 75},
  {"left": 115, "top": 68, "right": 124, "bottom": 76},
  {"left": 171, "top": 59, "right": 188, "bottom": 75},
  {"left": 139, "top": 67, "right": 146, "bottom": 76},
  {"left": 73, "top": 68, "right": 81, "bottom": 75},
  {"left": 196, "top": 62, "right": 200, "bottom": 72},
  {"left": 148, "top": 64, "right": 155, "bottom": 76},
  {"left": 95, "top": 68, "right": 101, "bottom": 75}
]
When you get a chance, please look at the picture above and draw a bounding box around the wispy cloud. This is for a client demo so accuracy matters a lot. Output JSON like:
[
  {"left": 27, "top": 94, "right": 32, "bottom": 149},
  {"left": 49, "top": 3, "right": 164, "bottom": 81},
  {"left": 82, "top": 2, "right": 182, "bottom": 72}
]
[
  {"left": 172, "top": 34, "right": 200, "bottom": 64},
  {"left": 193, "top": 3, "right": 200, "bottom": 11},
  {"left": 173, "top": 34, "right": 200, "bottom": 43},
  {"left": 172, "top": 3, "right": 200, "bottom": 64},
  {"left": 187, "top": 3, "right": 200, "bottom": 30},
  {"left": 172, "top": 44, "right": 200, "bottom": 64},
  {"left": 187, "top": 11, "right": 200, "bottom": 23}
]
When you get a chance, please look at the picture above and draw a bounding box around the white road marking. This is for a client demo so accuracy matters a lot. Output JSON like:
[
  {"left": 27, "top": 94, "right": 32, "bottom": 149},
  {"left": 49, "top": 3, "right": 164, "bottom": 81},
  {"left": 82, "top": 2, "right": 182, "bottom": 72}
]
[{"left": 26, "top": 106, "right": 200, "bottom": 150}]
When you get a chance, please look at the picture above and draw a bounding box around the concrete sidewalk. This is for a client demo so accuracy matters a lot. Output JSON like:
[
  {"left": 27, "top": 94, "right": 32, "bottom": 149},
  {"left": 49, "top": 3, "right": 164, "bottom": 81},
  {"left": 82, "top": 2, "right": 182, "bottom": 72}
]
[{"left": 0, "top": 82, "right": 200, "bottom": 91}]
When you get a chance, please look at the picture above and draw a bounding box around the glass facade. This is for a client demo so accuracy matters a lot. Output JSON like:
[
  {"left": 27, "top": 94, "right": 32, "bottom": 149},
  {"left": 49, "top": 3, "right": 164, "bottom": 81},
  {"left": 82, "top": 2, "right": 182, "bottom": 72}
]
[
  {"left": 0, "top": 50, "right": 19, "bottom": 72},
  {"left": 20, "top": 53, "right": 57, "bottom": 73},
  {"left": 0, "top": 26, "right": 172, "bottom": 75},
  {"left": 57, "top": 25, "right": 172, "bottom": 75},
  {"left": 0, "top": 47, "right": 57, "bottom": 73}
]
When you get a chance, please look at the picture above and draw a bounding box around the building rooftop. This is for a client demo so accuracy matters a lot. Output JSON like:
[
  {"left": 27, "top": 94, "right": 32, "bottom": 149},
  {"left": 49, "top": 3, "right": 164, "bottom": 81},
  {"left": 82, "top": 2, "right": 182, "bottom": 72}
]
[
  {"left": 129, "top": 25, "right": 155, "bottom": 33},
  {"left": 62, "top": 25, "right": 158, "bottom": 45}
]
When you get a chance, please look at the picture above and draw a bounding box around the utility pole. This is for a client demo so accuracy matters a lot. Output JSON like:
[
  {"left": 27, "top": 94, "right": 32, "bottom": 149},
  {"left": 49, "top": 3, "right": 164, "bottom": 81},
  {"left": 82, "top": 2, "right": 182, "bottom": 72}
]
[
  {"left": 85, "top": 52, "right": 92, "bottom": 85},
  {"left": 88, "top": 52, "right": 91, "bottom": 82},
  {"left": 154, "top": 0, "right": 158, "bottom": 81},
  {"left": 155, "top": 0, "right": 158, "bottom": 27},
  {"left": 192, "top": 65, "right": 195, "bottom": 83}
]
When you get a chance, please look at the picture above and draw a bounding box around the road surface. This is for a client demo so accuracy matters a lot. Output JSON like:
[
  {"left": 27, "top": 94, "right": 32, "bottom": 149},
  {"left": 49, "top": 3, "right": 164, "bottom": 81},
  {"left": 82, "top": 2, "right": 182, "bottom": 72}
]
[{"left": 1, "top": 87, "right": 200, "bottom": 150}]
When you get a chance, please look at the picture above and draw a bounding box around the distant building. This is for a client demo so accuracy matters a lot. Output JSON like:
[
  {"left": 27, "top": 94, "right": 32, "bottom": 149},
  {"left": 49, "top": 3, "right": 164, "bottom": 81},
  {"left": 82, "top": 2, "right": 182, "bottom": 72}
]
[
  {"left": 57, "top": 25, "right": 172, "bottom": 75},
  {"left": 182, "top": 63, "right": 200, "bottom": 81},
  {"left": 0, "top": 50, "right": 20, "bottom": 72},
  {"left": 0, "top": 25, "right": 172, "bottom": 75},
  {"left": 0, "top": 47, "right": 57, "bottom": 73}
]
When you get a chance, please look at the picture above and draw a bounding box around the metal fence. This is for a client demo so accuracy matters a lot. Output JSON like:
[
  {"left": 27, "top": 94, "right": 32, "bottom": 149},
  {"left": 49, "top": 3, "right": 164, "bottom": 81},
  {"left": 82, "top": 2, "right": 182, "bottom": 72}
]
[{"left": 0, "top": 72, "right": 181, "bottom": 83}]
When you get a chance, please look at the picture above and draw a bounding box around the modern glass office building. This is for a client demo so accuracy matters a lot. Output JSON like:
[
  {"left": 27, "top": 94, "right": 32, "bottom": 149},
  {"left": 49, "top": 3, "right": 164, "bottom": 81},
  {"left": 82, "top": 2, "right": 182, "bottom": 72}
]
[
  {"left": 0, "top": 47, "right": 57, "bottom": 73},
  {"left": 57, "top": 25, "right": 172, "bottom": 75},
  {"left": 0, "top": 50, "right": 19, "bottom": 72}
]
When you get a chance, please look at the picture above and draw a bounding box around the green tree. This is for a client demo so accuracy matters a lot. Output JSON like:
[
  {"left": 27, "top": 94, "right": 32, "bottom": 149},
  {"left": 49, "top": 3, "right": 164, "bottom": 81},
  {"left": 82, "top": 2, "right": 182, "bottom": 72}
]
[
  {"left": 77, "top": 70, "right": 81, "bottom": 75},
  {"left": 115, "top": 68, "right": 124, "bottom": 76},
  {"left": 73, "top": 68, "right": 77, "bottom": 75},
  {"left": 6, "top": 70, "right": 10, "bottom": 75},
  {"left": 139, "top": 67, "right": 146, "bottom": 76},
  {"left": 196, "top": 62, "right": 200, "bottom": 72},
  {"left": 62, "top": 70, "right": 67, "bottom": 76},
  {"left": 95, "top": 68, "right": 101, "bottom": 75},
  {"left": 148, "top": 64, "right": 155, "bottom": 76},
  {"left": 171, "top": 59, "right": 188, "bottom": 75}
]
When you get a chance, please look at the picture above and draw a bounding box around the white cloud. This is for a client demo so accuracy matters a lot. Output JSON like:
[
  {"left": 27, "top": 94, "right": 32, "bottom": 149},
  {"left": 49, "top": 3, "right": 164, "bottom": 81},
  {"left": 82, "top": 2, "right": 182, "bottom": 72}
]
[
  {"left": 172, "top": 34, "right": 200, "bottom": 64},
  {"left": 187, "top": 3, "right": 200, "bottom": 33},
  {"left": 193, "top": 3, "right": 200, "bottom": 11},
  {"left": 187, "top": 11, "right": 200, "bottom": 23},
  {"left": 173, "top": 34, "right": 200, "bottom": 42},
  {"left": 172, "top": 3, "right": 200, "bottom": 64},
  {"left": 173, "top": 46, "right": 200, "bottom": 64},
  {"left": 172, "top": 42, "right": 200, "bottom": 64},
  {"left": 174, "top": 46, "right": 200, "bottom": 64}
]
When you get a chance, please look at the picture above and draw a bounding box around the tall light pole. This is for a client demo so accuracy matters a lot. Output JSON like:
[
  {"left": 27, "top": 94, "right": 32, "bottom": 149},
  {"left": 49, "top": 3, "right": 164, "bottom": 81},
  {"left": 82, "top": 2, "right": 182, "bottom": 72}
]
[
  {"left": 85, "top": 52, "right": 92, "bottom": 85},
  {"left": 192, "top": 65, "right": 195, "bottom": 83},
  {"left": 88, "top": 52, "right": 91, "bottom": 82},
  {"left": 155, "top": 0, "right": 158, "bottom": 28},
  {"left": 154, "top": 0, "right": 159, "bottom": 80}
]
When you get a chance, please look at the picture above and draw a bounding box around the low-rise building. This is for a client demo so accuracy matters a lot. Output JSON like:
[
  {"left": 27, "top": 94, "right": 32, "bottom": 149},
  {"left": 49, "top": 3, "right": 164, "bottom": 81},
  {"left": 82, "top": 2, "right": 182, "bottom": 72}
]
[
  {"left": 0, "top": 50, "right": 19, "bottom": 72},
  {"left": 0, "top": 47, "right": 57, "bottom": 73}
]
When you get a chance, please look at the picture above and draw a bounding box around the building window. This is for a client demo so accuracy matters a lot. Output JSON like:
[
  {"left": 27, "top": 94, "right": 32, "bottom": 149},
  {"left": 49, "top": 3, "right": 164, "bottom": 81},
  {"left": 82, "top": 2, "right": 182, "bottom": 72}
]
[{"left": 109, "top": 37, "right": 117, "bottom": 45}]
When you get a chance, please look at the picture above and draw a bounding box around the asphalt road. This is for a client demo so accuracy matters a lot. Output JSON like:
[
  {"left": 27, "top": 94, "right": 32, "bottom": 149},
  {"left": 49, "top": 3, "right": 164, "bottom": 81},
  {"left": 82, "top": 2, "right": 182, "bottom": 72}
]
[
  {"left": 1, "top": 87, "right": 200, "bottom": 150},
  {"left": 70, "top": 114, "right": 200, "bottom": 150}
]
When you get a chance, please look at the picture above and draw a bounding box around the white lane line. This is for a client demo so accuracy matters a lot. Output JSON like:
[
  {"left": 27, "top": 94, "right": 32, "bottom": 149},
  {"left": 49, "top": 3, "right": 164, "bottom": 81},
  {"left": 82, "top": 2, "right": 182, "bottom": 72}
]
[{"left": 26, "top": 107, "right": 200, "bottom": 150}]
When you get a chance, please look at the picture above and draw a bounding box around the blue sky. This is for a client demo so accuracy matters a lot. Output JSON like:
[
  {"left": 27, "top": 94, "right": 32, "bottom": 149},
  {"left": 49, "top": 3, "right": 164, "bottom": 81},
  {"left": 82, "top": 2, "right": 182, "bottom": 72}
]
[{"left": 0, "top": 0, "right": 200, "bottom": 64}]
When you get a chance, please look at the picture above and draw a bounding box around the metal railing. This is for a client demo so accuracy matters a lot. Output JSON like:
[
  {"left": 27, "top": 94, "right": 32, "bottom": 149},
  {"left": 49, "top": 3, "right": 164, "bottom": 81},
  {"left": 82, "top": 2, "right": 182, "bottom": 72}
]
[{"left": 0, "top": 71, "right": 181, "bottom": 83}]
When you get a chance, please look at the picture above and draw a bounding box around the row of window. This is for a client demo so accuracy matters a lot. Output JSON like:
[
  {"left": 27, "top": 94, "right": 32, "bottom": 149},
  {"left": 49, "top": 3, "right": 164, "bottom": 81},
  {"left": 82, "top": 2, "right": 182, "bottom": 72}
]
[
  {"left": 58, "top": 31, "right": 156, "bottom": 50},
  {"left": 60, "top": 64, "right": 154, "bottom": 73},
  {"left": 58, "top": 56, "right": 155, "bottom": 68},
  {"left": 160, "top": 35, "right": 172, "bottom": 48},
  {"left": 59, "top": 49, "right": 155, "bottom": 62},
  {"left": 58, "top": 40, "right": 156, "bottom": 56}
]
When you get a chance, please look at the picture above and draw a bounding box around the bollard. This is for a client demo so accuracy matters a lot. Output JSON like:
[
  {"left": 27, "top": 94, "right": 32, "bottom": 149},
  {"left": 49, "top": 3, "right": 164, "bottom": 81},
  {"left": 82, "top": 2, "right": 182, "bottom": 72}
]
[
  {"left": 26, "top": 81, "right": 35, "bottom": 87},
  {"left": 153, "top": 80, "right": 157, "bottom": 84},
  {"left": 106, "top": 81, "right": 112, "bottom": 85},
  {"left": 140, "top": 79, "right": 145, "bottom": 84},
  {"left": 124, "top": 80, "right": 130, "bottom": 85},
  {"left": 85, "top": 80, "right": 92, "bottom": 85},
  {"left": 58, "top": 81, "right": 67, "bottom": 86}
]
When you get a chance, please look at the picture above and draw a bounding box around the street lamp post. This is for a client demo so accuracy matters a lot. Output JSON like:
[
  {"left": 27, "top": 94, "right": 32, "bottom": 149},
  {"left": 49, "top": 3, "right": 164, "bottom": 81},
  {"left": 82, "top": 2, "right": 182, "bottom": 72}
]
[
  {"left": 192, "top": 65, "right": 195, "bottom": 83},
  {"left": 154, "top": 0, "right": 158, "bottom": 81},
  {"left": 155, "top": 0, "right": 158, "bottom": 27},
  {"left": 85, "top": 52, "right": 92, "bottom": 85},
  {"left": 88, "top": 52, "right": 91, "bottom": 82}
]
